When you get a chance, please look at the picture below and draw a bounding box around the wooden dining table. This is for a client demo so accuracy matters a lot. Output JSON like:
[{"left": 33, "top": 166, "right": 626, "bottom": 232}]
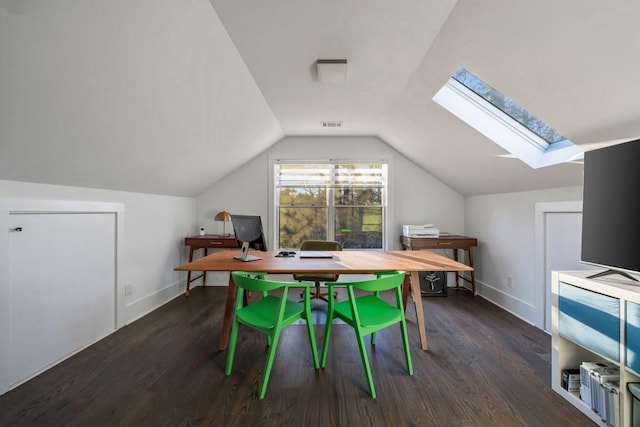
[{"left": 174, "top": 249, "right": 473, "bottom": 351}]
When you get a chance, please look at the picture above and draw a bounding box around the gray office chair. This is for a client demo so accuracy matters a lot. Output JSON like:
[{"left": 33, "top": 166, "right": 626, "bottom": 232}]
[{"left": 294, "top": 240, "right": 343, "bottom": 301}]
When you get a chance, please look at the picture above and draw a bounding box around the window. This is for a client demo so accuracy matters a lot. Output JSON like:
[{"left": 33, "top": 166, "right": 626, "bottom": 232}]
[
  {"left": 274, "top": 162, "right": 387, "bottom": 250},
  {"left": 433, "top": 68, "right": 582, "bottom": 168}
]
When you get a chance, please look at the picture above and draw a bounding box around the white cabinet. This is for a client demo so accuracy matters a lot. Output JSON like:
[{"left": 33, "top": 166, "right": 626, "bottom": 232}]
[{"left": 552, "top": 271, "right": 640, "bottom": 426}]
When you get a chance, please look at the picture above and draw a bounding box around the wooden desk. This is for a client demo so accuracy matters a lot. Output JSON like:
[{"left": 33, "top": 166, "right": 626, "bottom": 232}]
[
  {"left": 183, "top": 235, "right": 239, "bottom": 296},
  {"left": 175, "top": 250, "right": 472, "bottom": 351},
  {"left": 400, "top": 235, "right": 478, "bottom": 296}
]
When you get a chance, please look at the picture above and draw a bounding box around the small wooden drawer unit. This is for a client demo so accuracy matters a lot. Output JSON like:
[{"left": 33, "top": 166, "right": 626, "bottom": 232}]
[
  {"left": 184, "top": 236, "right": 239, "bottom": 249},
  {"left": 183, "top": 235, "right": 239, "bottom": 296}
]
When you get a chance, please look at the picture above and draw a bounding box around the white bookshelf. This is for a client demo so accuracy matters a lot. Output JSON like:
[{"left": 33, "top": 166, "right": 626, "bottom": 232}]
[{"left": 552, "top": 271, "right": 640, "bottom": 426}]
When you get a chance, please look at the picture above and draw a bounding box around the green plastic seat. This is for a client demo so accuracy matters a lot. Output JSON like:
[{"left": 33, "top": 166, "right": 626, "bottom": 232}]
[
  {"left": 320, "top": 270, "right": 413, "bottom": 399},
  {"left": 226, "top": 271, "right": 320, "bottom": 399}
]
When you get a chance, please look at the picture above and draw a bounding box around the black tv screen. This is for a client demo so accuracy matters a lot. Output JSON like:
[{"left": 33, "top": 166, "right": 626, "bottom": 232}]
[{"left": 581, "top": 139, "right": 640, "bottom": 276}]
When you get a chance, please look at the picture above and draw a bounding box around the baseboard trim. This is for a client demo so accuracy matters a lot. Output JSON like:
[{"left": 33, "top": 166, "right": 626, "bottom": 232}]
[
  {"left": 474, "top": 279, "right": 536, "bottom": 327},
  {"left": 124, "top": 280, "right": 185, "bottom": 325}
]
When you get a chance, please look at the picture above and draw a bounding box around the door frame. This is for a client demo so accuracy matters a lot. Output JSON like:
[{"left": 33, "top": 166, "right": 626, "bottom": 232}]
[{"left": 533, "top": 201, "right": 582, "bottom": 331}]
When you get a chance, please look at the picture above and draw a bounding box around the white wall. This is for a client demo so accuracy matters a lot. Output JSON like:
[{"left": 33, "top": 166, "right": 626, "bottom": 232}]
[
  {"left": 464, "top": 186, "right": 583, "bottom": 324},
  {"left": 0, "top": 179, "right": 196, "bottom": 323},
  {"left": 196, "top": 135, "right": 465, "bottom": 284}
]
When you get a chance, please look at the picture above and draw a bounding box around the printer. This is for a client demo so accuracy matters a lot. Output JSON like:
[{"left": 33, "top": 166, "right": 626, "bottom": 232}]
[{"left": 402, "top": 224, "right": 439, "bottom": 238}]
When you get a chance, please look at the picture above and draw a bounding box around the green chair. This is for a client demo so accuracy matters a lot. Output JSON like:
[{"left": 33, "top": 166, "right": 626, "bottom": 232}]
[
  {"left": 226, "top": 271, "right": 320, "bottom": 399},
  {"left": 320, "top": 270, "right": 413, "bottom": 399},
  {"left": 293, "top": 240, "right": 343, "bottom": 301}
]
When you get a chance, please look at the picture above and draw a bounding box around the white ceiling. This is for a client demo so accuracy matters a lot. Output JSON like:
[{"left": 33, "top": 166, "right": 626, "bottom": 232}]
[{"left": 1, "top": 0, "right": 639, "bottom": 196}]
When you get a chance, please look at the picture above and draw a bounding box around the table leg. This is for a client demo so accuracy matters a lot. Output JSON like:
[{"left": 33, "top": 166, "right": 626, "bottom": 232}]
[
  {"left": 186, "top": 248, "right": 195, "bottom": 296},
  {"left": 468, "top": 247, "right": 477, "bottom": 296},
  {"left": 454, "top": 248, "right": 460, "bottom": 289},
  {"left": 219, "top": 274, "right": 238, "bottom": 351},
  {"left": 410, "top": 271, "right": 428, "bottom": 351},
  {"left": 401, "top": 273, "right": 411, "bottom": 310},
  {"left": 202, "top": 249, "right": 208, "bottom": 287}
]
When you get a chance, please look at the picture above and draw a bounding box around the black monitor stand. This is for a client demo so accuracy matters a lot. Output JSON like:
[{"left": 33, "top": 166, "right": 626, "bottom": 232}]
[{"left": 234, "top": 241, "right": 262, "bottom": 262}]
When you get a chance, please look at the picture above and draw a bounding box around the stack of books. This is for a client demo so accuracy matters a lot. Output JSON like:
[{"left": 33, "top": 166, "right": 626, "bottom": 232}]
[
  {"left": 402, "top": 224, "right": 439, "bottom": 238},
  {"left": 579, "top": 361, "right": 620, "bottom": 426}
]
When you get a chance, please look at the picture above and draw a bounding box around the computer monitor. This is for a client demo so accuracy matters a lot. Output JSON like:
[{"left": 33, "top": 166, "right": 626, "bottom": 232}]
[{"left": 230, "top": 214, "right": 267, "bottom": 262}]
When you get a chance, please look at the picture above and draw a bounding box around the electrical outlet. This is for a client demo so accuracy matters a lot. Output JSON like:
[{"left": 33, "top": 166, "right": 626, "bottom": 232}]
[
  {"left": 507, "top": 275, "right": 513, "bottom": 288},
  {"left": 125, "top": 283, "right": 133, "bottom": 296}
]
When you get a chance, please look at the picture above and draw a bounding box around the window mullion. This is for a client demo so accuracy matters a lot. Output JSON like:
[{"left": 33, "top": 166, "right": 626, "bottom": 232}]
[{"left": 327, "top": 164, "right": 336, "bottom": 241}]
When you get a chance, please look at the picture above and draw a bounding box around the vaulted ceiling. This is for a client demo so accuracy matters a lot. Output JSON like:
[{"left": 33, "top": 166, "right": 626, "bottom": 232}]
[{"left": 1, "top": 0, "right": 639, "bottom": 197}]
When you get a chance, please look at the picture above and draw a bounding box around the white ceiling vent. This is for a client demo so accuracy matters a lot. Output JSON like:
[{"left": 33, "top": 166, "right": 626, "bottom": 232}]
[{"left": 322, "top": 121, "right": 343, "bottom": 128}]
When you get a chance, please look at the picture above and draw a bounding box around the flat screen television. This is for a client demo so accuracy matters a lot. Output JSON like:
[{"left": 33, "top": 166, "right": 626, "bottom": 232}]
[
  {"left": 231, "top": 214, "right": 267, "bottom": 262},
  {"left": 581, "top": 139, "right": 640, "bottom": 281}
]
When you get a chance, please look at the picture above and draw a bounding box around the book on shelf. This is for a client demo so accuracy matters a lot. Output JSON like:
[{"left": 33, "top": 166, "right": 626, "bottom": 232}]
[
  {"left": 580, "top": 362, "right": 606, "bottom": 408},
  {"left": 579, "top": 361, "right": 619, "bottom": 425},
  {"left": 599, "top": 381, "right": 619, "bottom": 427}
]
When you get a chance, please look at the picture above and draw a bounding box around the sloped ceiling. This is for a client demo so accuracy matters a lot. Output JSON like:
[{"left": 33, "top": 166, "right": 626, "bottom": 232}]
[
  {"left": 0, "top": 0, "right": 282, "bottom": 196},
  {"left": 1, "top": 0, "right": 639, "bottom": 197}
]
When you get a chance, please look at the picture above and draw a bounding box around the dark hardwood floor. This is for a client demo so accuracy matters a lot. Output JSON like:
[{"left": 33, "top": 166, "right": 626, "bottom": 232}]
[{"left": 0, "top": 286, "right": 590, "bottom": 426}]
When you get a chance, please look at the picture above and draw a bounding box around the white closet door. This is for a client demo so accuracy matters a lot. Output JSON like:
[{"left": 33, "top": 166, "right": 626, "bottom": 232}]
[{"left": 8, "top": 212, "right": 116, "bottom": 387}]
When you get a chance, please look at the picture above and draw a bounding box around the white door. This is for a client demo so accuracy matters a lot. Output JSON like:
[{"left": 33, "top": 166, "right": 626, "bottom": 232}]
[{"left": 8, "top": 212, "right": 116, "bottom": 387}]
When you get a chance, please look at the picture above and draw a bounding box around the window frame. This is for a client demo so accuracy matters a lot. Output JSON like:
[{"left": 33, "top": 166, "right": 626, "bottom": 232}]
[
  {"left": 273, "top": 160, "right": 388, "bottom": 251},
  {"left": 433, "top": 68, "right": 582, "bottom": 168}
]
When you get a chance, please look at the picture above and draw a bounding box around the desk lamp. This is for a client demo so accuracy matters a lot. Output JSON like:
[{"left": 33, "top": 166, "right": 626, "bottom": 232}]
[{"left": 215, "top": 211, "right": 232, "bottom": 236}]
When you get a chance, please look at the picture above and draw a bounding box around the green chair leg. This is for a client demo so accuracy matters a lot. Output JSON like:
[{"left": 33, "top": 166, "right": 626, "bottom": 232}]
[
  {"left": 225, "top": 315, "right": 241, "bottom": 375},
  {"left": 258, "top": 331, "right": 282, "bottom": 400},
  {"left": 321, "top": 314, "right": 333, "bottom": 368},
  {"left": 320, "top": 287, "right": 336, "bottom": 368},
  {"left": 303, "top": 287, "right": 320, "bottom": 368},
  {"left": 355, "top": 329, "right": 376, "bottom": 399},
  {"left": 400, "top": 319, "right": 413, "bottom": 375}
]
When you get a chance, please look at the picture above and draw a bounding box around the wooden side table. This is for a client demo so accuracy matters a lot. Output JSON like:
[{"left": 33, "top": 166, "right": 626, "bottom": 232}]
[
  {"left": 400, "top": 235, "right": 478, "bottom": 295},
  {"left": 183, "top": 235, "right": 238, "bottom": 296}
]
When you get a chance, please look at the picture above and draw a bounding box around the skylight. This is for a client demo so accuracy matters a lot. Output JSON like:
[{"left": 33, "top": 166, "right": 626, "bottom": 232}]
[{"left": 433, "top": 68, "right": 582, "bottom": 168}]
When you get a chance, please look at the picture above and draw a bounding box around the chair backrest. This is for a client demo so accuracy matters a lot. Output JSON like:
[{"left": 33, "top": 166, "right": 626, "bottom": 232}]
[
  {"left": 352, "top": 271, "right": 405, "bottom": 292},
  {"left": 231, "top": 271, "right": 301, "bottom": 319},
  {"left": 232, "top": 271, "right": 283, "bottom": 293},
  {"left": 299, "top": 240, "right": 343, "bottom": 252},
  {"left": 294, "top": 240, "right": 342, "bottom": 282},
  {"left": 343, "top": 271, "right": 406, "bottom": 292}
]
